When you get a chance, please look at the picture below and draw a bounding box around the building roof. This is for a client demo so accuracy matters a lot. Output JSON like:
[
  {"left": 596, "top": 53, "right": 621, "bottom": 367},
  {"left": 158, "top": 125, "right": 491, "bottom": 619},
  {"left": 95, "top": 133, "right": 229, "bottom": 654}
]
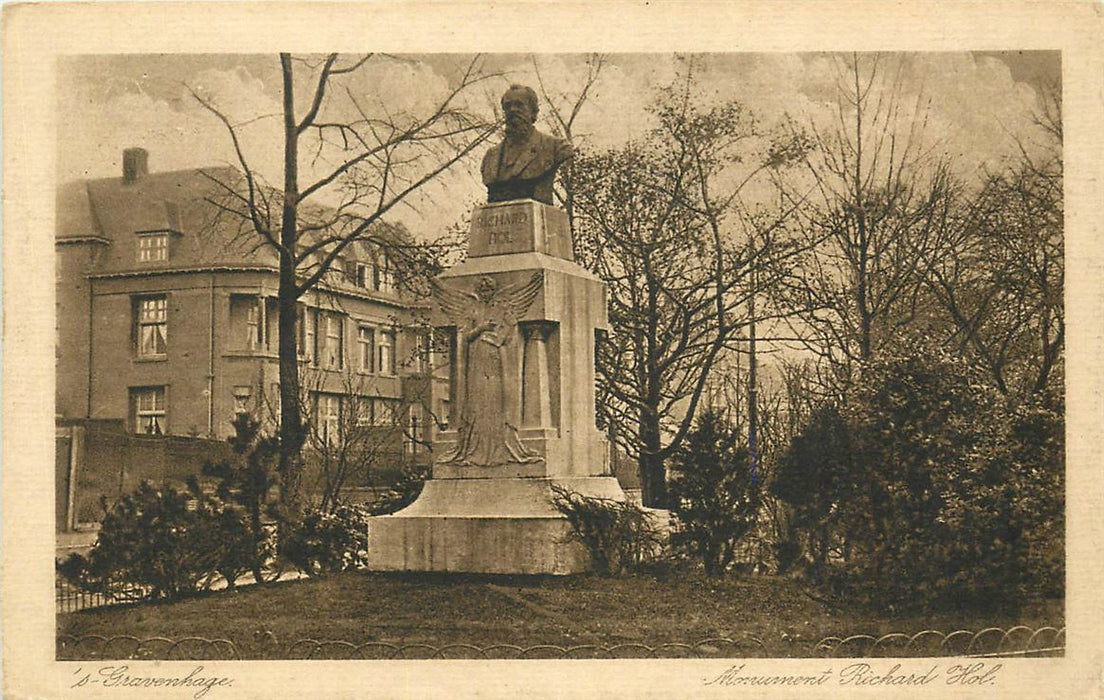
[
  {"left": 56, "top": 155, "right": 429, "bottom": 305},
  {"left": 57, "top": 166, "right": 240, "bottom": 241}
]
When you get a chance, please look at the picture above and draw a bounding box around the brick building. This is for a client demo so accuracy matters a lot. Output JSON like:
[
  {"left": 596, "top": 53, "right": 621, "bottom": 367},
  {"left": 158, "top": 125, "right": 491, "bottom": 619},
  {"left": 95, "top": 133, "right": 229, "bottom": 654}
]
[{"left": 56, "top": 148, "right": 447, "bottom": 526}]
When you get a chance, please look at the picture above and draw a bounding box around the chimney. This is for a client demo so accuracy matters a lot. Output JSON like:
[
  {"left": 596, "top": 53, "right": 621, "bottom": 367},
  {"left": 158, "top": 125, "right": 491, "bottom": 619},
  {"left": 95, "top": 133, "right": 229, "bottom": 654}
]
[{"left": 122, "top": 148, "right": 149, "bottom": 183}]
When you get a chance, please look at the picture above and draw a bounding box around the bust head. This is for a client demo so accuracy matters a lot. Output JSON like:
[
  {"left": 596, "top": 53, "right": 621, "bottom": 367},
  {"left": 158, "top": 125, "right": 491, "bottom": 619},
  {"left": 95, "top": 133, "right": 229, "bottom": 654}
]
[
  {"left": 482, "top": 83, "right": 573, "bottom": 205},
  {"left": 501, "top": 85, "right": 538, "bottom": 138}
]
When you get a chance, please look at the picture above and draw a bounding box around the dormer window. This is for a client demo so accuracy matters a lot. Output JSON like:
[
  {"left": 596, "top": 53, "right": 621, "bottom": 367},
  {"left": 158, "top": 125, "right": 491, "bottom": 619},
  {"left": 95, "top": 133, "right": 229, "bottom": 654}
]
[
  {"left": 354, "top": 253, "right": 394, "bottom": 293},
  {"left": 137, "top": 231, "right": 170, "bottom": 262},
  {"left": 355, "top": 262, "right": 371, "bottom": 290},
  {"left": 376, "top": 254, "right": 394, "bottom": 293}
]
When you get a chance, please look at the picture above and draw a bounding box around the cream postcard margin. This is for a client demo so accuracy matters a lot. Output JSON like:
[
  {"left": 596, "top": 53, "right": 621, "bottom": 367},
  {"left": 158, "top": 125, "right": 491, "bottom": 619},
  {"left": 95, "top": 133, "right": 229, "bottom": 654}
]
[{"left": 4, "top": 2, "right": 1102, "bottom": 698}]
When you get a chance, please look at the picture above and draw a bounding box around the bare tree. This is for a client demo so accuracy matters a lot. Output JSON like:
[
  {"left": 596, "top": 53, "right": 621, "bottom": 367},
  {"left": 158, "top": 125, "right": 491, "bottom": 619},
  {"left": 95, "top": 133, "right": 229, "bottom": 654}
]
[
  {"left": 192, "top": 53, "right": 498, "bottom": 514},
  {"left": 771, "top": 53, "right": 957, "bottom": 392},
  {"left": 920, "top": 80, "right": 1063, "bottom": 397},
  {"left": 298, "top": 366, "right": 410, "bottom": 514},
  {"left": 572, "top": 71, "right": 807, "bottom": 507}
]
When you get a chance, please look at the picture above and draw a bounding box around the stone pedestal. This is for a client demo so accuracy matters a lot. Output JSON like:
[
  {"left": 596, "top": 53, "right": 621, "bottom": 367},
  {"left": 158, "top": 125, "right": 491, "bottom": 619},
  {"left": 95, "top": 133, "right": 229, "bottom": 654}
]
[{"left": 368, "top": 199, "right": 626, "bottom": 574}]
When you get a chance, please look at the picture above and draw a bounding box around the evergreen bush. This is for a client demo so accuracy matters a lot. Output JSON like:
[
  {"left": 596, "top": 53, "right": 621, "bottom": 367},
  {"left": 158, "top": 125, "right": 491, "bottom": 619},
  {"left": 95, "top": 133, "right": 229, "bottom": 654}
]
[
  {"left": 774, "top": 344, "right": 1064, "bottom": 613},
  {"left": 668, "top": 408, "right": 760, "bottom": 575},
  {"left": 57, "top": 480, "right": 253, "bottom": 601}
]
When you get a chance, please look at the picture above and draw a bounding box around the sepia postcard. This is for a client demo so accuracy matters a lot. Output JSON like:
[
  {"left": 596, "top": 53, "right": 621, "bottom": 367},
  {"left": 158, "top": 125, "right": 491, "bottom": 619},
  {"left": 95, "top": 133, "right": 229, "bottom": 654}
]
[{"left": 4, "top": 2, "right": 1103, "bottom": 698}]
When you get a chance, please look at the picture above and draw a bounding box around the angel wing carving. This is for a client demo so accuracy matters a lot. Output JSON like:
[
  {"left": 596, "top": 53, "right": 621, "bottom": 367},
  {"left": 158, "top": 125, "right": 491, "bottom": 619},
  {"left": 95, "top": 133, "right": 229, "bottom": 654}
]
[
  {"left": 429, "top": 276, "right": 478, "bottom": 325},
  {"left": 500, "top": 272, "right": 543, "bottom": 320},
  {"left": 430, "top": 272, "right": 543, "bottom": 325},
  {"left": 430, "top": 271, "right": 546, "bottom": 468}
]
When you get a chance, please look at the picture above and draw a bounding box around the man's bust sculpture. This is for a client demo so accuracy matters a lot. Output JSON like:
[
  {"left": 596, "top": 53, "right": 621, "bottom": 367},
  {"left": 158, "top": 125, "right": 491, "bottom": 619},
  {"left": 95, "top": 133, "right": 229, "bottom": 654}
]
[{"left": 481, "top": 84, "right": 574, "bottom": 206}]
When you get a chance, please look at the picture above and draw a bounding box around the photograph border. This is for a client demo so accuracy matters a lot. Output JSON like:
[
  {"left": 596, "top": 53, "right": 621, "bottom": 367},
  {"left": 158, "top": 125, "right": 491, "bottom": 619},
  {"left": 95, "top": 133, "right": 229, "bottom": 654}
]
[{"left": 5, "top": 2, "right": 1102, "bottom": 698}]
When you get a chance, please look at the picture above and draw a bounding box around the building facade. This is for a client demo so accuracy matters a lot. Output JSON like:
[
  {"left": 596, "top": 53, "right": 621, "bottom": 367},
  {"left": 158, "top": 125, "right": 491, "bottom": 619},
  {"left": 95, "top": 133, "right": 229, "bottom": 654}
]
[{"left": 56, "top": 149, "right": 448, "bottom": 513}]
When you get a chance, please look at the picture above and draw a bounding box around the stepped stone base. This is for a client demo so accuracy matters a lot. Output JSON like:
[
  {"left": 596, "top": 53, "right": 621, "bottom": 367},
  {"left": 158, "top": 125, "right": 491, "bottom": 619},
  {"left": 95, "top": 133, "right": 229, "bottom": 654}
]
[{"left": 367, "top": 476, "right": 626, "bottom": 574}]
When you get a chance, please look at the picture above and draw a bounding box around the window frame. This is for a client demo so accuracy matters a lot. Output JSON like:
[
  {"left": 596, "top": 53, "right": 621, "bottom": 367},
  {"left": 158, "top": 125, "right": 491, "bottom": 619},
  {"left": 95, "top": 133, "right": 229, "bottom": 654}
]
[
  {"left": 135, "top": 295, "right": 168, "bottom": 358},
  {"left": 132, "top": 386, "right": 167, "bottom": 436},
  {"left": 136, "top": 231, "right": 170, "bottom": 263},
  {"left": 358, "top": 325, "right": 376, "bottom": 373},
  {"left": 355, "top": 262, "right": 371, "bottom": 290},
  {"left": 315, "top": 392, "right": 342, "bottom": 446},
  {"left": 378, "top": 329, "right": 396, "bottom": 376},
  {"left": 298, "top": 304, "right": 317, "bottom": 365},
  {"left": 245, "top": 298, "right": 265, "bottom": 350},
  {"left": 323, "top": 312, "right": 345, "bottom": 370}
]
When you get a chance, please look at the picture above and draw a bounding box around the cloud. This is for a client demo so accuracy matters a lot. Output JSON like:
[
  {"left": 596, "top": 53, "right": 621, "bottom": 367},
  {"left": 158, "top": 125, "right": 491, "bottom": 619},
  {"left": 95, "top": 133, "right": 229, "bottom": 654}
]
[
  {"left": 58, "top": 52, "right": 1054, "bottom": 240},
  {"left": 58, "top": 63, "right": 281, "bottom": 185}
]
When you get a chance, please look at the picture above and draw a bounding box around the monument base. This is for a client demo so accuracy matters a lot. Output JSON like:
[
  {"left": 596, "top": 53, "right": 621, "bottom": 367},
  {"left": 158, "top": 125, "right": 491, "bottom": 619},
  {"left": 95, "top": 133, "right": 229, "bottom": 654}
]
[{"left": 367, "top": 476, "right": 626, "bottom": 574}]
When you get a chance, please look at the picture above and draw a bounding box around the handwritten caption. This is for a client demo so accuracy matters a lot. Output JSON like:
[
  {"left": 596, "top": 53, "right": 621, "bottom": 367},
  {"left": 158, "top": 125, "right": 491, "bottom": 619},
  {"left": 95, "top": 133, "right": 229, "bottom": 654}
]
[
  {"left": 71, "top": 666, "right": 233, "bottom": 698},
  {"left": 705, "top": 662, "right": 1002, "bottom": 688}
]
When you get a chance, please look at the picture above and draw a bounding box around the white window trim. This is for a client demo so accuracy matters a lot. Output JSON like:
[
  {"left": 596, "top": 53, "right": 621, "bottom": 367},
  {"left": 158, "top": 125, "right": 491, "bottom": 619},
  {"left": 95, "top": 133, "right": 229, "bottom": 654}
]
[
  {"left": 358, "top": 325, "right": 375, "bottom": 373},
  {"left": 137, "top": 232, "right": 169, "bottom": 263},
  {"left": 378, "top": 329, "right": 396, "bottom": 376},
  {"left": 133, "top": 386, "right": 167, "bottom": 436},
  {"left": 136, "top": 296, "right": 168, "bottom": 357}
]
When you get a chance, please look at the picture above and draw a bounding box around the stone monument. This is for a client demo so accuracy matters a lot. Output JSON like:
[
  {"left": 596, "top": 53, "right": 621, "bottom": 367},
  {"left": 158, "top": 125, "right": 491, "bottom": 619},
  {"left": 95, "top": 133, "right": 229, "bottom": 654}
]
[{"left": 367, "top": 85, "right": 628, "bottom": 574}]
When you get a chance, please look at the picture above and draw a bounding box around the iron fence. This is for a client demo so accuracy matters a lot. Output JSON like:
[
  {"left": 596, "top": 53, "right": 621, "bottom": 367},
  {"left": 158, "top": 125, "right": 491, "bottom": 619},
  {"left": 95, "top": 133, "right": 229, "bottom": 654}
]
[
  {"left": 56, "top": 576, "right": 153, "bottom": 614},
  {"left": 57, "top": 626, "right": 1064, "bottom": 660}
]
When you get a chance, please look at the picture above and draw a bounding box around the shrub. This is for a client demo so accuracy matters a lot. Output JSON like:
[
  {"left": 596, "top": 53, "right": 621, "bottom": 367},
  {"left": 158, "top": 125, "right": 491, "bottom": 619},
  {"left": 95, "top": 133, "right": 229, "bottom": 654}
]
[
  {"left": 366, "top": 462, "right": 429, "bottom": 516},
  {"left": 771, "top": 404, "right": 855, "bottom": 581},
  {"left": 203, "top": 414, "right": 284, "bottom": 584},
  {"left": 550, "top": 485, "right": 665, "bottom": 575},
  {"left": 775, "top": 343, "right": 1064, "bottom": 613},
  {"left": 281, "top": 505, "right": 371, "bottom": 577},
  {"left": 668, "top": 408, "right": 759, "bottom": 576},
  {"left": 58, "top": 480, "right": 253, "bottom": 601}
]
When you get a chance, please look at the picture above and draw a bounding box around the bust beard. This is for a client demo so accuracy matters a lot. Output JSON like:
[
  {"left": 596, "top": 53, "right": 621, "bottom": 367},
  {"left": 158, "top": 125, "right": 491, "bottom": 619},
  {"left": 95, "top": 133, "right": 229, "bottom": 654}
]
[{"left": 504, "top": 119, "right": 535, "bottom": 142}]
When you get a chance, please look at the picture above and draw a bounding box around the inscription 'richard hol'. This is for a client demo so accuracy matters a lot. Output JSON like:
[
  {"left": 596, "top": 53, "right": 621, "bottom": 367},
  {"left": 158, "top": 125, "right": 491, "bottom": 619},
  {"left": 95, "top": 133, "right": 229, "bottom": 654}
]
[
  {"left": 478, "top": 209, "right": 529, "bottom": 247},
  {"left": 478, "top": 210, "right": 529, "bottom": 228}
]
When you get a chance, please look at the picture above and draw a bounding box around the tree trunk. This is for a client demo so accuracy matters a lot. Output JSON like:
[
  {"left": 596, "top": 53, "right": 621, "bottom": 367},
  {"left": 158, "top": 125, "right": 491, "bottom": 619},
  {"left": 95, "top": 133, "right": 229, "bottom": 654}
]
[
  {"left": 638, "top": 412, "right": 667, "bottom": 508},
  {"left": 276, "top": 53, "right": 305, "bottom": 518},
  {"left": 277, "top": 265, "right": 304, "bottom": 515}
]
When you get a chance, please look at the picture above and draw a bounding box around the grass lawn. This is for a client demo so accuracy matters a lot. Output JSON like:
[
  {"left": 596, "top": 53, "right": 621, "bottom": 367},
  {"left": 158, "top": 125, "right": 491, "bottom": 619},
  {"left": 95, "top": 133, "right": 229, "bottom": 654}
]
[{"left": 57, "top": 568, "right": 1063, "bottom": 658}]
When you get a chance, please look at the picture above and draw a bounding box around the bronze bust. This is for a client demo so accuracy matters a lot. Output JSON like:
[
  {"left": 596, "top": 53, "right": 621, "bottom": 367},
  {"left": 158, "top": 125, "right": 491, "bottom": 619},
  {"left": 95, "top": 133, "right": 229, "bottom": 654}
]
[{"left": 481, "top": 85, "right": 574, "bottom": 206}]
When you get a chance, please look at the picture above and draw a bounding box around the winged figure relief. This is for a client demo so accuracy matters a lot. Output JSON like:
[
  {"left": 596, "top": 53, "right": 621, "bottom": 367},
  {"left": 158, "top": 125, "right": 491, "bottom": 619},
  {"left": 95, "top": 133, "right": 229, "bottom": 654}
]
[{"left": 430, "top": 272, "right": 544, "bottom": 466}]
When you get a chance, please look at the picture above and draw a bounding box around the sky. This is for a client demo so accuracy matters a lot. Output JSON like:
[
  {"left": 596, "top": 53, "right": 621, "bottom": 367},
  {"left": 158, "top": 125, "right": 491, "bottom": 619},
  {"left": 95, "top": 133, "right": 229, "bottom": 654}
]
[{"left": 57, "top": 51, "right": 1059, "bottom": 240}]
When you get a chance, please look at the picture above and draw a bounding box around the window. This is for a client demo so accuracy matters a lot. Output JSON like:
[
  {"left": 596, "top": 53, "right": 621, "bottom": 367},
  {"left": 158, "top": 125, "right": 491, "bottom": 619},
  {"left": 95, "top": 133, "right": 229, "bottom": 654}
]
[
  {"left": 408, "top": 331, "right": 432, "bottom": 373},
  {"left": 298, "top": 305, "right": 316, "bottom": 364},
  {"left": 246, "top": 299, "right": 264, "bottom": 350},
  {"left": 374, "top": 397, "right": 400, "bottom": 426},
  {"left": 355, "top": 263, "right": 371, "bottom": 290},
  {"left": 136, "top": 296, "right": 167, "bottom": 357},
  {"left": 358, "top": 326, "right": 375, "bottom": 373},
  {"left": 315, "top": 393, "right": 342, "bottom": 445},
  {"left": 375, "top": 254, "right": 394, "bottom": 293},
  {"left": 323, "top": 313, "right": 344, "bottom": 370},
  {"left": 132, "top": 386, "right": 166, "bottom": 435},
  {"left": 230, "top": 295, "right": 269, "bottom": 352},
  {"left": 355, "top": 397, "right": 374, "bottom": 426},
  {"left": 232, "top": 386, "right": 252, "bottom": 417},
  {"left": 378, "top": 330, "right": 395, "bottom": 376},
  {"left": 439, "top": 399, "right": 450, "bottom": 431},
  {"left": 137, "top": 232, "right": 169, "bottom": 262}
]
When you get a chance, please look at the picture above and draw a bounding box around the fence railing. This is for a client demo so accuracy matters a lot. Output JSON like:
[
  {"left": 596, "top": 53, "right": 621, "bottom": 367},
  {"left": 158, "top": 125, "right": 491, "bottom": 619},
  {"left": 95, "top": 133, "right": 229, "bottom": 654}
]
[
  {"left": 56, "top": 627, "right": 1064, "bottom": 660},
  {"left": 56, "top": 576, "right": 153, "bottom": 615}
]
